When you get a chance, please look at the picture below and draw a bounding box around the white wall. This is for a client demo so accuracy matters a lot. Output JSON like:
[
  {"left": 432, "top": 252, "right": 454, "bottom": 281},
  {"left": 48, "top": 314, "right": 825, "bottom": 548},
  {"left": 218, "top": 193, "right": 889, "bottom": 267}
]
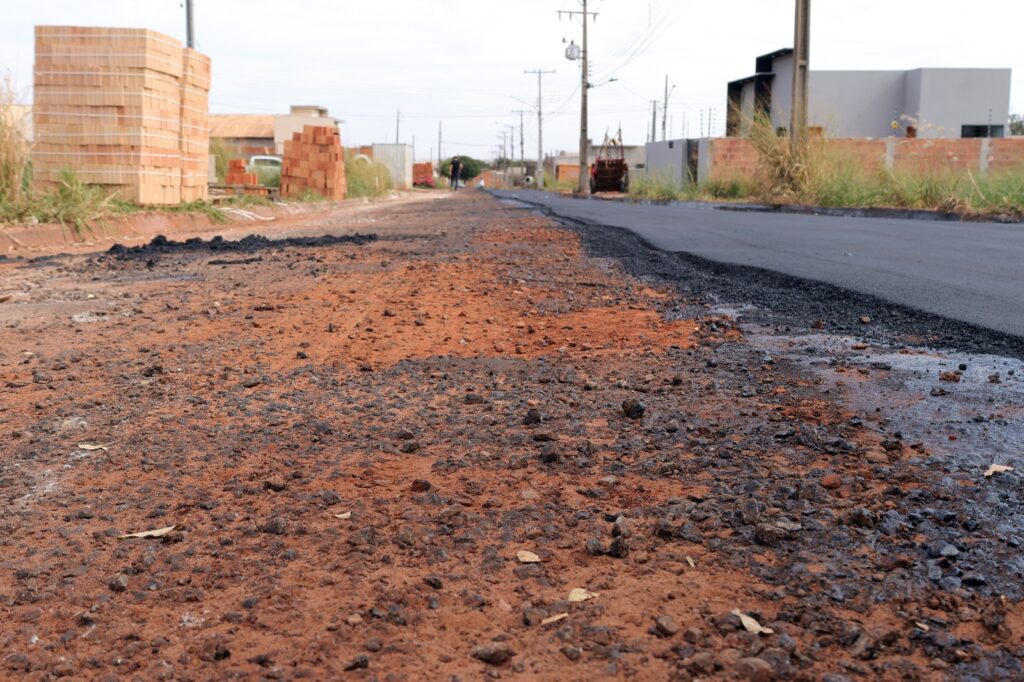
[
  {"left": 372, "top": 144, "right": 413, "bottom": 189},
  {"left": 645, "top": 140, "right": 688, "bottom": 188}
]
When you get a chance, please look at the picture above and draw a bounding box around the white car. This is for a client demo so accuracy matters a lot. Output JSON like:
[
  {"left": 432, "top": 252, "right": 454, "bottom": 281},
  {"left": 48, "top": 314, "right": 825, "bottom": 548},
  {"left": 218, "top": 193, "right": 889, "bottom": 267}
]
[{"left": 247, "top": 155, "right": 282, "bottom": 173}]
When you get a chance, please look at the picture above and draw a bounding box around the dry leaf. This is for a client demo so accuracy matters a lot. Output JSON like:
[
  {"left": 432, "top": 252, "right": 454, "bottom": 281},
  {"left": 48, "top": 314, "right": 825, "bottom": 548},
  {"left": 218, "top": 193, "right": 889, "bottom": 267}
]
[
  {"left": 516, "top": 550, "right": 541, "bottom": 564},
  {"left": 984, "top": 464, "right": 1013, "bottom": 478},
  {"left": 119, "top": 525, "right": 178, "bottom": 540},
  {"left": 732, "top": 609, "right": 774, "bottom": 635},
  {"left": 915, "top": 621, "right": 930, "bottom": 632},
  {"left": 541, "top": 613, "right": 569, "bottom": 626},
  {"left": 568, "top": 588, "right": 597, "bottom": 603},
  {"left": 77, "top": 442, "right": 111, "bottom": 451},
  {"left": 685, "top": 556, "right": 696, "bottom": 568},
  {"left": 334, "top": 512, "right": 352, "bottom": 520}
]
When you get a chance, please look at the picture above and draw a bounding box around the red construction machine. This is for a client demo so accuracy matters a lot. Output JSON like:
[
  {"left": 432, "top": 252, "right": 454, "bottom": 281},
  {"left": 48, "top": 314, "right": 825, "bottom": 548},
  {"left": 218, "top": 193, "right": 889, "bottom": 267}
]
[{"left": 589, "top": 131, "right": 630, "bottom": 194}]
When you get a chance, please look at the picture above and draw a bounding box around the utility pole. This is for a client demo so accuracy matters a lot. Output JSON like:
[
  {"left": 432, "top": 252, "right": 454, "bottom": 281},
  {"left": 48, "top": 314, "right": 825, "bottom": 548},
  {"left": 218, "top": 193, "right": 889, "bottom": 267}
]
[
  {"left": 791, "top": 0, "right": 810, "bottom": 153},
  {"left": 395, "top": 110, "right": 401, "bottom": 145},
  {"left": 650, "top": 101, "right": 658, "bottom": 143},
  {"left": 662, "top": 75, "right": 675, "bottom": 141},
  {"left": 185, "top": 0, "right": 195, "bottom": 48},
  {"left": 513, "top": 110, "right": 528, "bottom": 183},
  {"left": 559, "top": 1, "right": 598, "bottom": 194},
  {"left": 438, "top": 121, "right": 442, "bottom": 172},
  {"left": 524, "top": 69, "right": 555, "bottom": 188}
]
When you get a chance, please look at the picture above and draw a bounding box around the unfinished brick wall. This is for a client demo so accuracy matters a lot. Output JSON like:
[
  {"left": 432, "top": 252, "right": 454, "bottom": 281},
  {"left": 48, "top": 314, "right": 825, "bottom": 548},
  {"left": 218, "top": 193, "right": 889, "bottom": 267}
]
[
  {"left": 987, "top": 138, "right": 1024, "bottom": 174},
  {"left": 707, "top": 138, "right": 760, "bottom": 182},
  {"left": 702, "top": 137, "right": 1024, "bottom": 185},
  {"left": 891, "top": 139, "right": 981, "bottom": 175}
]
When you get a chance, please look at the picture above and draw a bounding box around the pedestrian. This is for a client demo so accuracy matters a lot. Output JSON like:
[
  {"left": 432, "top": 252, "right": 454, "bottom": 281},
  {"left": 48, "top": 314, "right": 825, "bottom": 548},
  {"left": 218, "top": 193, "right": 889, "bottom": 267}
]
[{"left": 450, "top": 156, "right": 462, "bottom": 191}]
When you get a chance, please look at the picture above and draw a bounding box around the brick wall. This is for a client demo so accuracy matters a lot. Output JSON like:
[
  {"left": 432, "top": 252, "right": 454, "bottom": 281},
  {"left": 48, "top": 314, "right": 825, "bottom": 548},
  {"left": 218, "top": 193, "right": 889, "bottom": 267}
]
[
  {"left": 891, "top": 139, "right": 980, "bottom": 175},
  {"left": 702, "top": 137, "right": 1024, "bottom": 185},
  {"left": 987, "top": 138, "right": 1024, "bottom": 174}
]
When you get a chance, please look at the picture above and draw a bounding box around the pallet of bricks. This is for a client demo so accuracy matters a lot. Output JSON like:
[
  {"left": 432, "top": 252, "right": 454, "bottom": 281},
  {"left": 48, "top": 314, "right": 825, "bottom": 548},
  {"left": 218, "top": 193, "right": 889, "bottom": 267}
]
[
  {"left": 281, "top": 125, "right": 347, "bottom": 201},
  {"left": 179, "top": 47, "right": 210, "bottom": 202},
  {"left": 32, "top": 26, "right": 210, "bottom": 205},
  {"left": 223, "top": 158, "right": 268, "bottom": 197}
]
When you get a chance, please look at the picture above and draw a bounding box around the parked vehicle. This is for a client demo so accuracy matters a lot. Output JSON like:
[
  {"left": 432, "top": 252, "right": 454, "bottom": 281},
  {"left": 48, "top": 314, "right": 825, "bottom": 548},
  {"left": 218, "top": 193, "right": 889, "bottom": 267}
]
[
  {"left": 589, "top": 132, "right": 629, "bottom": 194},
  {"left": 246, "top": 155, "right": 282, "bottom": 188}
]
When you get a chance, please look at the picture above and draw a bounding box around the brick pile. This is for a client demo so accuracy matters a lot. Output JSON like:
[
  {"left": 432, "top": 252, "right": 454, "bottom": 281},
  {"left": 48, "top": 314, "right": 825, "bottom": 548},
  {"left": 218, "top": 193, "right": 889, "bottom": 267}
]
[
  {"left": 32, "top": 26, "right": 211, "bottom": 205},
  {"left": 179, "top": 47, "right": 211, "bottom": 202},
  {"left": 224, "top": 159, "right": 257, "bottom": 186},
  {"left": 281, "top": 125, "right": 346, "bottom": 200}
]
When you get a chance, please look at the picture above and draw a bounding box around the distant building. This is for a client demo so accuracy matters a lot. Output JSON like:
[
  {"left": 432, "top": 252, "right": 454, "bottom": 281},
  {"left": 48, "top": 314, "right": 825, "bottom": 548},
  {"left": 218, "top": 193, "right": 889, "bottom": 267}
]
[
  {"left": 544, "top": 142, "right": 647, "bottom": 185},
  {"left": 210, "top": 105, "right": 343, "bottom": 157},
  {"left": 727, "top": 49, "right": 1012, "bottom": 139}
]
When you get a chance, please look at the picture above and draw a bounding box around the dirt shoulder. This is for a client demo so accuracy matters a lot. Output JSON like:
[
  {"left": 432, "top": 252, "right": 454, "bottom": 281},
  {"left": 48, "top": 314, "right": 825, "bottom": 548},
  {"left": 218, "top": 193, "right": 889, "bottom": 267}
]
[
  {"left": 0, "top": 191, "right": 1020, "bottom": 680},
  {"left": 0, "top": 190, "right": 446, "bottom": 259}
]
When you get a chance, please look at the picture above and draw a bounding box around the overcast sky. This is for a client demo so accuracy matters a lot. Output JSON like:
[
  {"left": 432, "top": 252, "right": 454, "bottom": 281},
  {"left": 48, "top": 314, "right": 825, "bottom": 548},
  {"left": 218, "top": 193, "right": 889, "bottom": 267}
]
[{"left": 3, "top": 1, "right": 1021, "bottom": 162}]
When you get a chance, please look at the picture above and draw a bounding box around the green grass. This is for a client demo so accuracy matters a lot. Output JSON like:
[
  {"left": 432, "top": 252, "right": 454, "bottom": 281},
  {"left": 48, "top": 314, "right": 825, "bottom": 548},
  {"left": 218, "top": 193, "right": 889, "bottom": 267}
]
[
  {"left": 628, "top": 175, "right": 681, "bottom": 202},
  {"left": 344, "top": 151, "right": 392, "bottom": 199}
]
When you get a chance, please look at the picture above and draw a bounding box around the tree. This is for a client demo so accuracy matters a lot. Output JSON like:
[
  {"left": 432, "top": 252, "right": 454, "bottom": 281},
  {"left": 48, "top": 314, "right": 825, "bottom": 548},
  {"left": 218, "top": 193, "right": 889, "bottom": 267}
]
[
  {"left": 440, "top": 156, "right": 486, "bottom": 181},
  {"left": 1010, "top": 113, "right": 1024, "bottom": 137}
]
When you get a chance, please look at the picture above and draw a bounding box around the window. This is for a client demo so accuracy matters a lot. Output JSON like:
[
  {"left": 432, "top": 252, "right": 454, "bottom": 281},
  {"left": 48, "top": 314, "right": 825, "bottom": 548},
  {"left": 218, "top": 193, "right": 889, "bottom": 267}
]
[{"left": 961, "top": 125, "right": 1005, "bottom": 139}]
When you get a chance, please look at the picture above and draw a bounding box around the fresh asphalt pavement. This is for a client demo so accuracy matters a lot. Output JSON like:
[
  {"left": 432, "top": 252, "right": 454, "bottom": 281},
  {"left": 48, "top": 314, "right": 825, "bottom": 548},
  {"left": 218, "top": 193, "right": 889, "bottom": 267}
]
[{"left": 493, "top": 190, "right": 1024, "bottom": 339}]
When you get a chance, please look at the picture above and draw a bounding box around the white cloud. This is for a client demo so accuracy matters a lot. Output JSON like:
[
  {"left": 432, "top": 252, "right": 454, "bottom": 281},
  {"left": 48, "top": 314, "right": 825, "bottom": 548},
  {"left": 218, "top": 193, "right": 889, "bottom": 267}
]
[{"left": 2, "top": 0, "right": 1019, "bottom": 161}]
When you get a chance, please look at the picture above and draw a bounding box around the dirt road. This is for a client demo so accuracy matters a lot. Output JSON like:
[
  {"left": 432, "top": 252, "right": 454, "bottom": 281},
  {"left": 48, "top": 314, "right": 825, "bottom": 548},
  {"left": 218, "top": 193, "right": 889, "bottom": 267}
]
[{"left": 1, "top": 192, "right": 1021, "bottom": 680}]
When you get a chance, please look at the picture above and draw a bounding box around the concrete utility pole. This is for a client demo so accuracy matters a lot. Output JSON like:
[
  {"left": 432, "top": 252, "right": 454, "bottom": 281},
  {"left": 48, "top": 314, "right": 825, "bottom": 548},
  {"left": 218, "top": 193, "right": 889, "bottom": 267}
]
[
  {"left": 559, "top": 1, "right": 598, "bottom": 194},
  {"left": 662, "top": 75, "right": 675, "bottom": 141},
  {"left": 185, "top": 0, "right": 195, "bottom": 48},
  {"left": 650, "top": 101, "right": 658, "bottom": 143},
  {"left": 395, "top": 110, "right": 401, "bottom": 145},
  {"left": 438, "top": 121, "right": 442, "bottom": 171},
  {"left": 790, "top": 0, "right": 811, "bottom": 153},
  {"left": 524, "top": 69, "right": 554, "bottom": 188},
  {"left": 512, "top": 110, "right": 528, "bottom": 180}
]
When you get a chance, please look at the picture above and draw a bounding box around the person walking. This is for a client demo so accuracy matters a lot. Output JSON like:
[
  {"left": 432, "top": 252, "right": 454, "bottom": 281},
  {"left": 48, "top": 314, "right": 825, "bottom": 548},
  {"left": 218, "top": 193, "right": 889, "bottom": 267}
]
[{"left": 450, "top": 156, "right": 462, "bottom": 191}]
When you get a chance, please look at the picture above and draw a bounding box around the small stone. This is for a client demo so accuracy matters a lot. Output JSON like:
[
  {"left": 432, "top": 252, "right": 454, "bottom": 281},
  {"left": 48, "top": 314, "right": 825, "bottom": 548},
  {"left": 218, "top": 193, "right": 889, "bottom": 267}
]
[
  {"left": 735, "top": 656, "right": 774, "bottom": 682},
  {"left": 523, "top": 408, "right": 542, "bottom": 425},
  {"left": 561, "top": 645, "right": 582, "bottom": 661},
  {"left": 108, "top": 574, "right": 129, "bottom": 592},
  {"left": 465, "top": 393, "right": 485, "bottom": 405},
  {"left": 399, "top": 440, "right": 421, "bottom": 453},
  {"left": 655, "top": 615, "right": 679, "bottom": 637},
  {"left": 622, "top": 399, "right": 645, "bottom": 420},
  {"left": 585, "top": 538, "right": 606, "bottom": 556},
  {"left": 820, "top": 474, "right": 842, "bottom": 490},
  {"left": 424, "top": 575, "right": 444, "bottom": 589},
  {"left": 260, "top": 516, "right": 288, "bottom": 535},
  {"left": 865, "top": 448, "right": 889, "bottom": 464},
  {"left": 263, "top": 478, "right": 286, "bottom": 492},
  {"left": 344, "top": 655, "right": 370, "bottom": 671},
  {"left": 859, "top": 315, "right": 871, "bottom": 324},
  {"left": 608, "top": 536, "right": 630, "bottom": 558},
  {"left": 410, "top": 479, "right": 432, "bottom": 492},
  {"left": 472, "top": 642, "right": 514, "bottom": 665}
]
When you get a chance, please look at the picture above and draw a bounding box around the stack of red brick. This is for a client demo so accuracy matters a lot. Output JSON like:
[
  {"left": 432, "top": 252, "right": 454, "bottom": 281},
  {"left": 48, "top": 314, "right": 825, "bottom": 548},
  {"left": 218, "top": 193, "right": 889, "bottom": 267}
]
[
  {"left": 224, "top": 158, "right": 257, "bottom": 186},
  {"left": 281, "top": 125, "right": 346, "bottom": 200}
]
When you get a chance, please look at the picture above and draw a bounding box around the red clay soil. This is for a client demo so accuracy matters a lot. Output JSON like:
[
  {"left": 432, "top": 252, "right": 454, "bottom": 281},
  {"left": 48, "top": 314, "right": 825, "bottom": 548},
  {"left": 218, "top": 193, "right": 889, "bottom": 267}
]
[{"left": 0, "top": 192, "right": 1020, "bottom": 680}]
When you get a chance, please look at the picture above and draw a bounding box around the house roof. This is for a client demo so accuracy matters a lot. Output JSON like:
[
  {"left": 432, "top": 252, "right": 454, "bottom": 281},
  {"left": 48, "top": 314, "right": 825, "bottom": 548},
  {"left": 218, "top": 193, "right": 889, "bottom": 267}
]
[
  {"left": 758, "top": 47, "right": 794, "bottom": 61},
  {"left": 209, "top": 114, "right": 274, "bottom": 139}
]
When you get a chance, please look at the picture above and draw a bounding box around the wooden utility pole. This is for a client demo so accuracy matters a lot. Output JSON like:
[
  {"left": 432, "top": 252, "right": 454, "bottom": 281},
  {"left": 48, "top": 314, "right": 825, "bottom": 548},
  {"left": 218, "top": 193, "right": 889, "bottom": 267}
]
[
  {"left": 559, "top": 1, "right": 597, "bottom": 194},
  {"left": 790, "top": 0, "right": 811, "bottom": 153},
  {"left": 524, "top": 69, "right": 555, "bottom": 188}
]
